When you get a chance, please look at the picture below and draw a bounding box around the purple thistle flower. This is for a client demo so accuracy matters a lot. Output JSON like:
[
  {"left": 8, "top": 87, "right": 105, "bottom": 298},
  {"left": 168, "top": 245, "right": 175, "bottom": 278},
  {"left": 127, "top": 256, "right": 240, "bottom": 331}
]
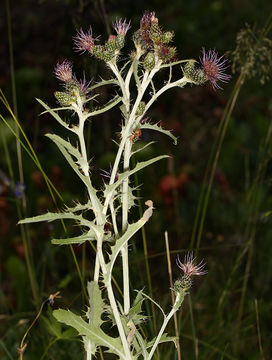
[
  {"left": 78, "top": 73, "right": 91, "bottom": 95},
  {"left": 113, "top": 18, "right": 131, "bottom": 36},
  {"left": 73, "top": 27, "right": 97, "bottom": 54},
  {"left": 15, "top": 181, "right": 26, "bottom": 199},
  {"left": 140, "top": 11, "right": 156, "bottom": 29},
  {"left": 200, "top": 48, "right": 231, "bottom": 90},
  {"left": 176, "top": 252, "right": 207, "bottom": 276},
  {"left": 54, "top": 60, "right": 73, "bottom": 82}
]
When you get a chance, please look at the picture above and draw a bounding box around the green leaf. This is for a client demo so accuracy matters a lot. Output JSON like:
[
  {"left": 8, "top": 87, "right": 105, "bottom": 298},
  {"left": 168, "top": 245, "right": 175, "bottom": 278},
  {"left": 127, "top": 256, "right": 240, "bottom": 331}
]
[
  {"left": 86, "top": 95, "right": 122, "bottom": 118},
  {"left": 18, "top": 211, "right": 95, "bottom": 228},
  {"left": 146, "top": 333, "right": 177, "bottom": 349},
  {"left": 128, "top": 290, "right": 147, "bottom": 325},
  {"left": 131, "top": 141, "right": 157, "bottom": 156},
  {"left": 87, "top": 281, "right": 105, "bottom": 327},
  {"left": 141, "top": 122, "right": 178, "bottom": 145},
  {"left": 105, "top": 201, "right": 154, "bottom": 282},
  {"left": 51, "top": 232, "right": 96, "bottom": 245},
  {"left": 18, "top": 211, "right": 79, "bottom": 224},
  {"left": 53, "top": 309, "right": 126, "bottom": 359},
  {"left": 104, "top": 155, "right": 169, "bottom": 200},
  {"left": 18, "top": 211, "right": 104, "bottom": 245},
  {"left": 88, "top": 78, "right": 118, "bottom": 92},
  {"left": 36, "top": 98, "right": 75, "bottom": 132},
  {"left": 46, "top": 134, "right": 103, "bottom": 216},
  {"left": 43, "top": 307, "right": 64, "bottom": 338}
]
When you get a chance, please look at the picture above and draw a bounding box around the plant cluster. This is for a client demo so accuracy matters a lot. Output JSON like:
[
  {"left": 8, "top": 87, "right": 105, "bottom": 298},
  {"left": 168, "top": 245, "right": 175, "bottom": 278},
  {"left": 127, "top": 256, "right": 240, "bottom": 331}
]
[{"left": 18, "top": 11, "right": 231, "bottom": 359}]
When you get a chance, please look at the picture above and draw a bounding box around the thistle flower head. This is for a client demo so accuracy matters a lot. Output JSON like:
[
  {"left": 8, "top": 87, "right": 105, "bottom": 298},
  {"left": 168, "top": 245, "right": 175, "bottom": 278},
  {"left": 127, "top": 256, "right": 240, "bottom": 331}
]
[
  {"left": 73, "top": 27, "right": 97, "bottom": 54},
  {"left": 200, "top": 48, "right": 231, "bottom": 90},
  {"left": 140, "top": 11, "right": 157, "bottom": 30},
  {"left": 113, "top": 18, "right": 131, "bottom": 36},
  {"left": 176, "top": 252, "right": 207, "bottom": 276},
  {"left": 54, "top": 60, "right": 73, "bottom": 82}
]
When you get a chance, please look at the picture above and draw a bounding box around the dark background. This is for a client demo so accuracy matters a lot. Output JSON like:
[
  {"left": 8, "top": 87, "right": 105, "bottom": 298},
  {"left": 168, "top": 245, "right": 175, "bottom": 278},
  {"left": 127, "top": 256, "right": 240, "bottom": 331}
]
[{"left": 1, "top": 0, "right": 272, "bottom": 359}]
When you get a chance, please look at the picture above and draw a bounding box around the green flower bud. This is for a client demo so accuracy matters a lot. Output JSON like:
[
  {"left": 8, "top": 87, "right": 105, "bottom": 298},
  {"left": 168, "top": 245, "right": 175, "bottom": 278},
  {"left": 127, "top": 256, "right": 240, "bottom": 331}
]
[
  {"left": 136, "top": 101, "right": 146, "bottom": 116},
  {"left": 92, "top": 45, "right": 106, "bottom": 60},
  {"left": 150, "top": 23, "right": 162, "bottom": 43},
  {"left": 105, "top": 39, "right": 116, "bottom": 53},
  {"left": 183, "top": 61, "right": 196, "bottom": 78},
  {"left": 184, "top": 61, "right": 208, "bottom": 85},
  {"left": 174, "top": 274, "right": 192, "bottom": 293},
  {"left": 103, "top": 50, "right": 115, "bottom": 62},
  {"left": 65, "top": 79, "right": 81, "bottom": 95},
  {"left": 54, "top": 91, "right": 76, "bottom": 106},
  {"left": 162, "top": 31, "right": 174, "bottom": 44},
  {"left": 115, "top": 34, "right": 125, "bottom": 50},
  {"left": 143, "top": 52, "right": 155, "bottom": 71}
]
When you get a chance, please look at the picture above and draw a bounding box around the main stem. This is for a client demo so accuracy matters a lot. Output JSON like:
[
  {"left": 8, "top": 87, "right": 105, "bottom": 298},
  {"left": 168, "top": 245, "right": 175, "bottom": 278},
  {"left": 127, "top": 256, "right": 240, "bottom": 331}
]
[{"left": 122, "top": 139, "right": 132, "bottom": 314}]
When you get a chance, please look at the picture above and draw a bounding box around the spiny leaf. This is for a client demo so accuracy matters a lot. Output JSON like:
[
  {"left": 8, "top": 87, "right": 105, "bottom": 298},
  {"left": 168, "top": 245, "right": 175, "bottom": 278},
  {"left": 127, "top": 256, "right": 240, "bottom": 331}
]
[
  {"left": 53, "top": 309, "right": 126, "bottom": 359},
  {"left": 64, "top": 201, "right": 92, "bottom": 213},
  {"left": 131, "top": 141, "right": 157, "bottom": 156},
  {"left": 127, "top": 290, "right": 147, "bottom": 325},
  {"left": 37, "top": 98, "right": 75, "bottom": 132},
  {"left": 104, "top": 201, "right": 154, "bottom": 282},
  {"left": 86, "top": 95, "right": 122, "bottom": 119},
  {"left": 87, "top": 281, "right": 105, "bottom": 327},
  {"left": 146, "top": 333, "right": 177, "bottom": 349},
  {"left": 51, "top": 232, "right": 96, "bottom": 245},
  {"left": 141, "top": 122, "right": 178, "bottom": 145},
  {"left": 46, "top": 134, "right": 103, "bottom": 216},
  {"left": 103, "top": 155, "right": 169, "bottom": 200}
]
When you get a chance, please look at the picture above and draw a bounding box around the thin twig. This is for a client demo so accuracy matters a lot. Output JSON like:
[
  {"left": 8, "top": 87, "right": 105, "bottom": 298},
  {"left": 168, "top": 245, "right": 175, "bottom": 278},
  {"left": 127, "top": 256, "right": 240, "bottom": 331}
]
[{"left": 165, "top": 231, "right": 181, "bottom": 360}]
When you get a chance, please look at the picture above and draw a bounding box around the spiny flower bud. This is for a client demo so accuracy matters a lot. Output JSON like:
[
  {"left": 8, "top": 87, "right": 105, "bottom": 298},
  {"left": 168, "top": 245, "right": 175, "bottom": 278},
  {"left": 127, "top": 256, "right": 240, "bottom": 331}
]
[
  {"left": 136, "top": 101, "right": 146, "bottom": 116},
  {"left": 92, "top": 45, "right": 105, "bottom": 60},
  {"left": 184, "top": 61, "right": 208, "bottom": 85},
  {"left": 54, "top": 91, "right": 76, "bottom": 106},
  {"left": 105, "top": 35, "right": 117, "bottom": 53},
  {"left": 65, "top": 78, "right": 82, "bottom": 94},
  {"left": 103, "top": 50, "right": 115, "bottom": 62},
  {"left": 174, "top": 274, "right": 192, "bottom": 292},
  {"left": 183, "top": 61, "right": 196, "bottom": 78},
  {"left": 115, "top": 35, "right": 125, "bottom": 50},
  {"left": 143, "top": 52, "right": 155, "bottom": 71},
  {"left": 157, "top": 45, "right": 176, "bottom": 63},
  {"left": 149, "top": 22, "right": 162, "bottom": 43},
  {"left": 162, "top": 31, "right": 174, "bottom": 44}
]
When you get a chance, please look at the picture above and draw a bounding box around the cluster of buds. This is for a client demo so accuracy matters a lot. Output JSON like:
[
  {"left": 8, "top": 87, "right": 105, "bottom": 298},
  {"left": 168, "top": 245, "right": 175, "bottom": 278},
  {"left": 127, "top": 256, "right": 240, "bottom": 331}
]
[
  {"left": 133, "top": 11, "right": 176, "bottom": 67},
  {"left": 174, "top": 252, "right": 207, "bottom": 293},
  {"left": 74, "top": 20, "right": 130, "bottom": 63},
  {"left": 54, "top": 60, "right": 89, "bottom": 106},
  {"left": 184, "top": 48, "right": 231, "bottom": 90}
]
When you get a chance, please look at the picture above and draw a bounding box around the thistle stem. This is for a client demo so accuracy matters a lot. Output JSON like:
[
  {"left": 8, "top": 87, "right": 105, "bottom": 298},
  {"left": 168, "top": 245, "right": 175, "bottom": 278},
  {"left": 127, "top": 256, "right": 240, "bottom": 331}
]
[{"left": 147, "top": 292, "right": 184, "bottom": 360}]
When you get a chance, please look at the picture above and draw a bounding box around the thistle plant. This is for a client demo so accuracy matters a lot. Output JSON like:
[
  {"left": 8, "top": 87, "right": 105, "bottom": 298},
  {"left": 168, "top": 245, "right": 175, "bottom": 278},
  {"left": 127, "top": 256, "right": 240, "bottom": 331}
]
[{"left": 18, "top": 11, "right": 230, "bottom": 359}]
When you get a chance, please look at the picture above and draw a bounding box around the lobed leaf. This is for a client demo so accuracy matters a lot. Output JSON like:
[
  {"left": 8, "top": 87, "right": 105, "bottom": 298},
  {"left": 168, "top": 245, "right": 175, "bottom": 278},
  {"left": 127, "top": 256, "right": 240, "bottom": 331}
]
[
  {"left": 103, "top": 155, "right": 169, "bottom": 201},
  {"left": 85, "top": 95, "right": 122, "bottom": 119},
  {"left": 104, "top": 201, "right": 154, "bottom": 282},
  {"left": 37, "top": 98, "right": 76, "bottom": 132},
  {"left": 53, "top": 309, "right": 126, "bottom": 359},
  {"left": 141, "top": 122, "right": 178, "bottom": 145}
]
